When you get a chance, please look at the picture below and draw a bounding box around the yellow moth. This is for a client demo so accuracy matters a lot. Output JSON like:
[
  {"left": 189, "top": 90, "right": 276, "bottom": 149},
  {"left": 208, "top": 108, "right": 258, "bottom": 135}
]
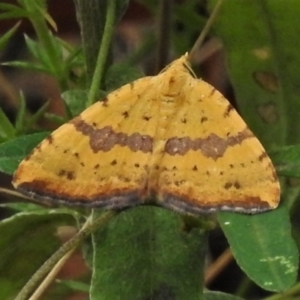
[{"left": 12, "top": 54, "right": 280, "bottom": 214}]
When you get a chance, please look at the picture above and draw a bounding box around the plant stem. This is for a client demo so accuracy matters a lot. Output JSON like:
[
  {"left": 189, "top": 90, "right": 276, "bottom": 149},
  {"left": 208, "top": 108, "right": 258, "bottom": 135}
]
[
  {"left": 155, "top": 0, "right": 173, "bottom": 73},
  {"left": 28, "top": 246, "right": 76, "bottom": 300},
  {"left": 15, "top": 210, "right": 117, "bottom": 300},
  {"left": 188, "top": 0, "right": 224, "bottom": 63},
  {"left": 87, "top": 0, "right": 117, "bottom": 106}
]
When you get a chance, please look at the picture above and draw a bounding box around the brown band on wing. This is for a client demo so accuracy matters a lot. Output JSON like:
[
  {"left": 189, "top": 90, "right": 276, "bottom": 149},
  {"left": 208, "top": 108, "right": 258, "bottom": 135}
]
[
  {"left": 72, "top": 117, "right": 153, "bottom": 153},
  {"left": 164, "top": 128, "right": 254, "bottom": 159}
]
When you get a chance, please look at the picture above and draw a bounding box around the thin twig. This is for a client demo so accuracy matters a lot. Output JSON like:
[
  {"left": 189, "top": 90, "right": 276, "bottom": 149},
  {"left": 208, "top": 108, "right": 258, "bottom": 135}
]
[
  {"left": 15, "top": 211, "right": 117, "bottom": 300},
  {"left": 205, "top": 247, "right": 233, "bottom": 285},
  {"left": 28, "top": 246, "right": 76, "bottom": 300}
]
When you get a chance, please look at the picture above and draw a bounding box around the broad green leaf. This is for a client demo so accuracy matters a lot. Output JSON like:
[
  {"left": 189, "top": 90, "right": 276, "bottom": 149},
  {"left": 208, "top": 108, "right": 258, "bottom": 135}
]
[
  {"left": 105, "top": 63, "right": 143, "bottom": 91},
  {"left": 62, "top": 89, "right": 107, "bottom": 116},
  {"left": 209, "top": 0, "right": 300, "bottom": 217},
  {"left": 90, "top": 206, "right": 207, "bottom": 300},
  {"left": 210, "top": 0, "right": 289, "bottom": 147},
  {"left": 0, "top": 132, "right": 49, "bottom": 174},
  {"left": 270, "top": 145, "right": 300, "bottom": 178},
  {"left": 218, "top": 205, "right": 298, "bottom": 292},
  {"left": 204, "top": 291, "right": 244, "bottom": 300},
  {"left": 61, "top": 90, "right": 88, "bottom": 117},
  {"left": 0, "top": 211, "right": 76, "bottom": 300}
]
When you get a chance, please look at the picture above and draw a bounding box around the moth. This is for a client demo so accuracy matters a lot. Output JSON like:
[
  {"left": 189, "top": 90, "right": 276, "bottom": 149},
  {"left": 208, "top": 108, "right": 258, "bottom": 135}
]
[{"left": 12, "top": 54, "right": 280, "bottom": 214}]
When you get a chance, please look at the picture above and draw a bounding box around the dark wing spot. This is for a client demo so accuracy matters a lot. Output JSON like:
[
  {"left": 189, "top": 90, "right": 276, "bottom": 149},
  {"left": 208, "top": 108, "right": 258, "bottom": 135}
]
[
  {"left": 224, "top": 104, "right": 234, "bottom": 117},
  {"left": 201, "top": 117, "right": 208, "bottom": 123},
  {"left": 234, "top": 181, "right": 241, "bottom": 189},
  {"left": 224, "top": 182, "right": 232, "bottom": 189},
  {"left": 110, "top": 159, "right": 117, "bottom": 166},
  {"left": 46, "top": 135, "right": 53, "bottom": 144},
  {"left": 101, "top": 97, "right": 109, "bottom": 107},
  {"left": 258, "top": 152, "right": 268, "bottom": 161},
  {"left": 58, "top": 169, "right": 75, "bottom": 180},
  {"left": 209, "top": 88, "right": 217, "bottom": 97},
  {"left": 67, "top": 171, "right": 75, "bottom": 180}
]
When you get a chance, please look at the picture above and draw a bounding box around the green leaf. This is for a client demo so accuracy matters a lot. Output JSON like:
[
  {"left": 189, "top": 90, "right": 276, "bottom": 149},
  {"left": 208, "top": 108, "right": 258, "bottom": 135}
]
[
  {"left": 22, "top": 100, "right": 49, "bottom": 133},
  {"left": 0, "top": 107, "right": 15, "bottom": 140},
  {"left": 0, "top": 132, "right": 49, "bottom": 174},
  {"left": 44, "top": 113, "right": 66, "bottom": 126},
  {"left": 23, "top": 34, "right": 63, "bottom": 77},
  {"left": 173, "top": 0, "right": 207, "bottom": 54},
  {"left": 14, "top": 92, "right": 27, "bottom": 133},
  {"left": 61, "top": 90, "right": 88, "bottom": 117},
  {"left": 218, "top": 205, "right": 298, "bottom": 292},
  {"left": 270, "top": 145, "right": 300, "bottom": 178},
  {"left": 90, "top": 206, "right": 206, "bottom": 300},
  {"left": 209, "top": 0, "right": 287, "bottom": 147},
  {"left": 59, "top": 41, "right": 84, "bottom": 70},
  {"left": 209, "top": 0, "right": 300, "bottom": 216},
  {"left": 105, "top": 63, "right": 144, "bottom": 91},
  {"left": 204, "top": 291, "right": 244, "bottom": 300},
  {"left": 0, "top": 3, "right": 24, "bottom": 11},
  {"left": 2, "top": 60, "right": 50, "bottom": 74},
  {"left": 24, "top": 34, "right": 55, "bottom": 71},
  {"left": 0, "top": 211, "right": 76, "bottom": 300},
  {"left": 0, "top": 4, "right": 28, "bottom": 19},
  {"left": 0, "top": 202, "right": 49, "bottom": 213},
  {"left": 56, "top": 279, "right": 89, "bottom": 293},
  {"left": 0, "top": 22, "right": 20, "bottom": 50}
]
